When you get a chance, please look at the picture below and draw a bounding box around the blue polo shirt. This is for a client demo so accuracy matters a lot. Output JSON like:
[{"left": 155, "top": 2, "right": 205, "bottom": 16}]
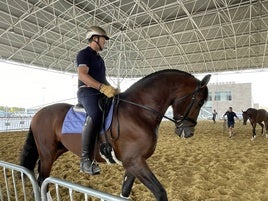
[{"left": 76, "top": 46, "right": 108, "bottom": 89}]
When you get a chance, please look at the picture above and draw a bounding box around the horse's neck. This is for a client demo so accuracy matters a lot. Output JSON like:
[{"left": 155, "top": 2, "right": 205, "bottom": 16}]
[{"left": 246, "top": 108, "right": 256, "bottom": 116}]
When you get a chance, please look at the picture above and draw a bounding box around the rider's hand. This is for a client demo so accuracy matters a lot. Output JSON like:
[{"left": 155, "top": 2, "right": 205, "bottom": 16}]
[{"left": 99, "top": 84, "right": 118, "bottom": 98}]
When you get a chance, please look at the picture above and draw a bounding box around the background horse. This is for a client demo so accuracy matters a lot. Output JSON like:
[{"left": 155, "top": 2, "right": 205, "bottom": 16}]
[
  {"left": 19, "top": 69, "right": 210, "bottom": 201},
  {"left": 242, "top": 108, "right": 268, "bottom": 140}
]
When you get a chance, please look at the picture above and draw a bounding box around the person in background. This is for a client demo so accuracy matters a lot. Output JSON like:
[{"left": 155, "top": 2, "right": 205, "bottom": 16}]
[
  {"left": 212, "top": 109, "right": 218, "bottom": 123},
  {"left": 76, "top": 26, "right": 118, "bottom": 175},
  {"left": 223, "top": 107, "right": 239, "bottom": 138}
]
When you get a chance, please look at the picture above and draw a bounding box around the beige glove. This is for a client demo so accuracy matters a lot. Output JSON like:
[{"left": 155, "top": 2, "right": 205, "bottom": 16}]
[{"left": 99, "top": 84, "right": 118, "bottom": 98}]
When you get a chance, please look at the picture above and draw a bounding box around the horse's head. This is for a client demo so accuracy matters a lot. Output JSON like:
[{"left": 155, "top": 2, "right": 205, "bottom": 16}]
[
  {"left": 242, "top": 110, "right": 248, "bottom": 125},
  {"left": 172, "top": 74, "right": 211, "bottom": 138}
]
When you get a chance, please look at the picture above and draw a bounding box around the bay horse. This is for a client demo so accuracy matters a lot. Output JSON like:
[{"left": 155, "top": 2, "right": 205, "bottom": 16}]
[
  {"left": 242, "top": 108, "right": 268, "bottom": 140},
  {"left": 19, "top": 69, "right": 211, "bottom": 201}
]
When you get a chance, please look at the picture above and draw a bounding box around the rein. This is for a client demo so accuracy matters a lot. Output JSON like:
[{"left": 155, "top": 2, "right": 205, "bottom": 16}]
[
  {"left": 117, "top": 98, "right": 177, "bottom": 124},
  {"left": 115, "top": 83, "right": 200, "bottom": 127}
]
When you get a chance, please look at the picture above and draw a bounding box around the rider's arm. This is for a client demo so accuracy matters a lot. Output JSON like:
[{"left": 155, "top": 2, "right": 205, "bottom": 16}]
[{"left": 77, "top": 65, "right": 102, "bottom": 90}]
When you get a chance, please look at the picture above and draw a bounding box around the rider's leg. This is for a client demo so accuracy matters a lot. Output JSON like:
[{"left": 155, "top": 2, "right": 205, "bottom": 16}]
[
  {"left": 77, "top": 89, "right": 103, "bottom": 174},
  {"left": 80, "top": 116, "right": 100, "bottom": 175}
]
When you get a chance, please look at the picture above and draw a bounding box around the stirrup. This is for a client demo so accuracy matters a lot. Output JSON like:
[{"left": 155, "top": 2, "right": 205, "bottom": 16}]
[{"left": 80, "top": 158, "right": 100, "bottom": 175}]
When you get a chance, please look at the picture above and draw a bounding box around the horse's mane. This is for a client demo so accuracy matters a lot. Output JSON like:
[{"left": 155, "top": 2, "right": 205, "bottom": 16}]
[
  {"left": 247, "top": 108, "right": 257, "bottom": 113},
  {"left": 247, "top": 108, "right": 267, "bottom": 115},
  {"left": 141, "top": 69, "right": 193, "bottom": 80},
  {"left": 125, "top": 69, "right": 194, "bottom": 92}
]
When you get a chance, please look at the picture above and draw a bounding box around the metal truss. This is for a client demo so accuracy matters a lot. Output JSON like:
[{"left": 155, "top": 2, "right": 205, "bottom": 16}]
[{"left": 0, "top": 0, "right": 268, "bottom": 78}]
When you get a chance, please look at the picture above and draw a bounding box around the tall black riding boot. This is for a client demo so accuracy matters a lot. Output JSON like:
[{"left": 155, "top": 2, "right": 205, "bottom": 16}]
[{"left": 80, "top": 116, "right": 100, "bottom": 175}]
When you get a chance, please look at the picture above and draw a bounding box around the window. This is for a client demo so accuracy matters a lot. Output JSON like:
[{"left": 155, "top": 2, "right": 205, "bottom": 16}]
[
  {"left": 208, "top": 92, "right": 212, "bottom": 101},
  {"left": 214, "top": 91, "right": 232, "bottom": 101},
  {"left": 214, "top": 92, "right": 221, "bottom": 101}
]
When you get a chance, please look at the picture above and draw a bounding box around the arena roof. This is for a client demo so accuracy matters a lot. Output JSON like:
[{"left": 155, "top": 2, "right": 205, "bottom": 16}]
[{"left": 1, "top": 0, "right": 268, "bottom": 78}]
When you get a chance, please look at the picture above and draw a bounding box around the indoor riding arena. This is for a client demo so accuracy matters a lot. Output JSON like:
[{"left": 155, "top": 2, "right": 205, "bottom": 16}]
[
  {"left": 1, "top": 120, "right": 268, "bottom": 200},
  {"left": 1, "top": 0, "right": 268, "bottom": 201}
]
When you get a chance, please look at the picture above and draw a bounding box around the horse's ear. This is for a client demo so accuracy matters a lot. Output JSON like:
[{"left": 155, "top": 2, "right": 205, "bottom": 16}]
[{"left": 200, "top": 74, "right": 211, "bottom": 88}]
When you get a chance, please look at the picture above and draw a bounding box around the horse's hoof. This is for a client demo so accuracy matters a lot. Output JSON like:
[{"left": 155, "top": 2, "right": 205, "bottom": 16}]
[
  {"left": 120, "top": 194, "right": 131, "bottom": 200},
  {"left": 251, "top": 136, "right": 256, "bottom": 141}
]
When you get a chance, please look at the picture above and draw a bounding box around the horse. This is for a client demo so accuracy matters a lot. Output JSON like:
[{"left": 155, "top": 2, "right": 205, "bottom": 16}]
[
  {"left": 242, "top": 108, "right": 268, "bottom": 140},
  {"left": 19, "top": 69, "right": 211, "bottom": 201}
]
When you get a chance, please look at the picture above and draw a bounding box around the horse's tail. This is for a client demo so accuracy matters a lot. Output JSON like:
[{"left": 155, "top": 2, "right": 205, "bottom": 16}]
[{"left": 19, "top": 126, "right": 39, "bottom": 171}]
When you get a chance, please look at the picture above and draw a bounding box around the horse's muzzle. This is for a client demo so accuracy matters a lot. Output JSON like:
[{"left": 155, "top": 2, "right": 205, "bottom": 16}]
[{"left": 175, "top": 126, "right": 194, "bottom": 138}]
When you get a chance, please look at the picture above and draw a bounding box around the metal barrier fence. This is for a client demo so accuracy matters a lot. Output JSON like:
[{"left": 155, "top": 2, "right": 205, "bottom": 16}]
[
  {"left": 41, "top": 177, "right": 127, "bottom": 201},
  {"left": 0, "top": 108, "right": 212, "bottom": 132},
  {"left": 0, "top": 161, "right": 41, "bottom": 201},
  {"left": 0, "top": 117, "right": 32, "bottom": 132},
  {"left": 0, "top": 161, "right": 127, "bottom": 201}
]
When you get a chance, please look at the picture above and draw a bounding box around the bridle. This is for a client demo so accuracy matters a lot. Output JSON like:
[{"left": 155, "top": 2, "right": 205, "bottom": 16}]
[
  {"left": 173, "top": 84, "right": 201, "bottom": 128},
  {"left": 116, "top": 82, "right": 202, "bottom": 128}
]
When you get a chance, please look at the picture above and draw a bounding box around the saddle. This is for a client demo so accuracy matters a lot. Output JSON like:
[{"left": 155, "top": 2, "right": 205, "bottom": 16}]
[{"left": 64, "top": 97, "right": 114, "bottom": 133}]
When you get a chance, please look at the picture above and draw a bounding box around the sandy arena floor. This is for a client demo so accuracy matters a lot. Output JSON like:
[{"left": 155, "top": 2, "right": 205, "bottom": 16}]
[{"left": 1, "top": 120, "right": 268, "bottom": 201}]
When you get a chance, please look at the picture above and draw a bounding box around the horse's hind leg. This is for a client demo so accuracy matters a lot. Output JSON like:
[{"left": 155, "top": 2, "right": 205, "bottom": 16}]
[
  {"left": 265, "top": 121, "right": 268, "bottom": 138},
  {"left": 37, "top": 147, "right": 67, "bottom": 186},
  {"left": 37, "top": 157, "right": 54, "bottom": 186},
  {"left": 125, "top": 158, "right": 167, "bottom": 201},
  {"left": 121, "top": 171, "right": 135, "bottom": 199}
]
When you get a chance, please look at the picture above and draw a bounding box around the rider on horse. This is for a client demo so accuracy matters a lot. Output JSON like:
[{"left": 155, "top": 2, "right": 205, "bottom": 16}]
[{"left": 76, "top": 26, "right": 118, "bottom": 175}]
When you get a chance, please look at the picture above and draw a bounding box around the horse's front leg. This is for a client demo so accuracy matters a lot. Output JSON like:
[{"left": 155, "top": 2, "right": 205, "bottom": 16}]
[
  {"left": 259, "top": 123, "right": 264, "bottom": 135},
  {"left": 120, "top": 171, "right": 135, "bottom": 199},
  {"left": 251, "top": 124, "right": 257, "bottom": 140},
  {"left": 125, "top": 157, "right": 167, "bottom": 201}
]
